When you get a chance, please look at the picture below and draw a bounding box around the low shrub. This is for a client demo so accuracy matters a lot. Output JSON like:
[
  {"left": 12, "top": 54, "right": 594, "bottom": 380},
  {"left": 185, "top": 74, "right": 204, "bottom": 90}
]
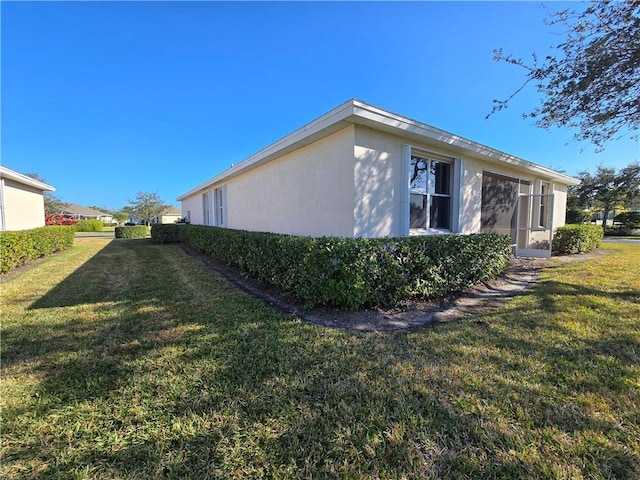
[
  {"left": 0, "top": 226, "right": 75, "bottom": 273},
  {"left": 115, "top": 226, "right": 148, "bottom": 239},
  {"left": 178, "top": 225, "right": 512, "bottom": 310},
  {"left": 45, "top": 214, "right": 76, "bottom": 226},
  {"left": 605, "top": 226, "right": 640, "bottom": 237},
  {"left": 552, "top": 224, "right": 603, "bottom": 254},
  {"left": 614, "top": 211, "right": 640, "bottom": 229},
  {"left": 565, "top": 209, "right": 590, "bottom": 224},
  {"left": 150, "top": 224, "right": 182, "bottom": 243},
  {"left": 74, "top": 219, "right": 104, "bottom": 232}
]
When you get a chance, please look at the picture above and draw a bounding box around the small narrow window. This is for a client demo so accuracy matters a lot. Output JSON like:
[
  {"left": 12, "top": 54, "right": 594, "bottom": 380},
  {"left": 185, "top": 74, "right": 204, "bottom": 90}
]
[
  {"left": 214, "top": 186, "right": 226, "bottom": 227},
  {"left": 539, "top": 182, "right": 551, "bottom": 228},
  {"left": 202, "top": 192, "right": 210, "bottom": 225}
]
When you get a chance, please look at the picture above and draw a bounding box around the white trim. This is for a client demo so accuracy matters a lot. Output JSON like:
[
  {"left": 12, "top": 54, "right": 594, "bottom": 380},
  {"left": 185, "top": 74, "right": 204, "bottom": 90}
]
[
  {"left": 0, "top": 178, "right": 5, "bottom": 231},
  {"left": 452, "top": 158, "right": 463, "bottom": 233},
  {"left": 400, "top": 144, "right": 411, "bottom": 236},
  {"left": 0, "top": 166, "right": 56, "bottom": 192}
]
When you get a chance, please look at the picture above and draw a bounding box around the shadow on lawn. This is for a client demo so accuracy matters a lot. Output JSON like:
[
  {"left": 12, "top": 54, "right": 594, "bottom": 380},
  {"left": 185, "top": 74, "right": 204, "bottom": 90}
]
[{"left": 4, "top": 239, "right": 639, "bottom": 478}]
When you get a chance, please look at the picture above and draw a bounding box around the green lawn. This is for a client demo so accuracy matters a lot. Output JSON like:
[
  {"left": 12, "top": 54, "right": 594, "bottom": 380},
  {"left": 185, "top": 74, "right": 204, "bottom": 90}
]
[{"left": 2, "top": 238, "right": 639, "bottom": 479}]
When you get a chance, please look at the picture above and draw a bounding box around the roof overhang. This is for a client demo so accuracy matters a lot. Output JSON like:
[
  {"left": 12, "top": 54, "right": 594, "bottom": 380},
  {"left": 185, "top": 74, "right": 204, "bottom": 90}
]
[
  {"left": 177, "top": 99, "right": 579, "bottom": 200},
  {"left": 0, "top": 166, "right": 56, "bottom": 192}
]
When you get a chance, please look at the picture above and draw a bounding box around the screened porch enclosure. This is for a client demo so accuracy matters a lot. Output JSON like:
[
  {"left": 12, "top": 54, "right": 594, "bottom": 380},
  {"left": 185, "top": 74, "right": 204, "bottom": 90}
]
[{"left": 480, "top": 171, "right": 553, "bottom": 258}]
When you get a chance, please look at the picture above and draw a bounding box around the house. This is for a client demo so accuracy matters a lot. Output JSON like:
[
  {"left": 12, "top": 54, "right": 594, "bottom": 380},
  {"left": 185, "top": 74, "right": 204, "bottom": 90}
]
[
  {"left": 0, "top": 166, "right": 55, "bottom": 231},
  {"left": 151, "top": 206, "right": 182, "bottom": 224},
  {"left": 178, "top": 99, "right": 580, "bottom": 257},
  {"left": 59, "top": 203, "right": 113, "bottom": 223}
]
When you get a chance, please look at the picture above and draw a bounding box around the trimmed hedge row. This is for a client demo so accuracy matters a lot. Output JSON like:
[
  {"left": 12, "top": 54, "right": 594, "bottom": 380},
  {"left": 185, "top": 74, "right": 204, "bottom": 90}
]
[
  {"left": 0, "top": 226, "right": 75, "bottom": 273},
  {"left": 74, "top": 219, "right": 103, "bottom": 232},
  {"left": 177, "top": 225, "right": 512, "bottom": 310},
  {"left": 151, "top": 224, "right": 182, "bottom": 243},
  {"left": 552, "top": 224, "right": 603, "bottom": 254},
  {"left": 115, "top": 226, "right": 148, "bottom": 239}
]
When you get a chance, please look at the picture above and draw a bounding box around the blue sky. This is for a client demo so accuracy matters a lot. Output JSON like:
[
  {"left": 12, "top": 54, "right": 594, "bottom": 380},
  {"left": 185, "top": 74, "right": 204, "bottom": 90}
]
[{"left": 2, "top": 1, "right": 638, "bottom": 211}]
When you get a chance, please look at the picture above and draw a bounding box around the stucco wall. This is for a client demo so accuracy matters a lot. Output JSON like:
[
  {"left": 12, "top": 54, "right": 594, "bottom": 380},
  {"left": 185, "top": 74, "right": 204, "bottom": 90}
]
[
  {"left": 181, "top": 196, "right": 203, "bottom": 225},
  {"left": 182, "top": 126, "right": 357, "bottom": 237},
  {"left": 552, "top": 185, "right": 568, "bottom": 229},
  {"left": 353, "top": 127, "right": 403, "bottom": 237},
  {"left": 2, "top": 179, "right": 46, "bottom": 230}
]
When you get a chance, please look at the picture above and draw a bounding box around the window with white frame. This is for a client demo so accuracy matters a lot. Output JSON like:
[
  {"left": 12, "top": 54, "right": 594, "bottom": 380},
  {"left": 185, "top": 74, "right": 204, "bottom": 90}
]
[
  {"left": 538, "top": 181, "right": 551, "bottom": 228},
  {"left": 214, "top": 186, "right": 226, "bottom": 227},
  {"left": 409, "top": 155, "right": 452, "bottom": 230},
  {"left": 202, "top": 192, "right": 210, "bottom": 225}
]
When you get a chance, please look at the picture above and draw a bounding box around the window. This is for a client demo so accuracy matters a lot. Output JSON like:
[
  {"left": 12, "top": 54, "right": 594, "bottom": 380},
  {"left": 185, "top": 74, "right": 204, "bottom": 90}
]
[
  {"left": 410, "top": 156, "right": 451, "bottom": 230},
  {"left": 202, "top": 192, "right": 210, "bottom": 225},
  {"left": 539, "top": 182, "right": 551, "bottom": 228},
  {"left": 214, "top": 186, "right": 226, "bottom": 227}
]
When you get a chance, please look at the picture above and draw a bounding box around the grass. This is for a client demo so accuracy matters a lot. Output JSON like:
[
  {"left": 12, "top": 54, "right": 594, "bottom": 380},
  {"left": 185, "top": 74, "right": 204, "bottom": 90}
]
[{"left": 1, "top": 239, "right": 639, "bottom": 479}]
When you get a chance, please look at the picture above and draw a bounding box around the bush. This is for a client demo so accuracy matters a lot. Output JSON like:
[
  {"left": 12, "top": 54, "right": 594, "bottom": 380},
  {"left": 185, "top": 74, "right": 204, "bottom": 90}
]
[
  {"left": 151, "top": 224, "right": 182, "bottom": 243},
  {"left": 605, "top": 226, "right": 640, "bottom": 237},
  {"left": 614, "top": 211, "right": 640, "bottom": 229},
  {"left": 115, "top": 226, "right": 148, "bottom": 239},
  {"left": 45, "top": 214, "right": 76, "bottom": 226},
  {"left": 552, "top": 224, "right": 603, "bottom": 254},
  {"left": 0, "top": 226, "right": 75, "bottom": 273},
  {"left": 177, "top": 225, "right": 512, "bottom": 310},
  {"left": 74, "top": 219, "right": 103, "bottom": 232},
  {"left": 565, "top": 209, "right": 590, "bottom": 224}
]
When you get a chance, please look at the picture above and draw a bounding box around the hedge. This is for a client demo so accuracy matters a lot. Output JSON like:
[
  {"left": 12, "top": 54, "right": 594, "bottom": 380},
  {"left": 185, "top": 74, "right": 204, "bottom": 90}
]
[
  {"left": 0, "top": 226, "right": 75, "bottom": 273},
  {"left": 115, "top": 226, "right": 148, "bottom": 239},
  {"left": 177, "top": 225, "right": 512, "bottom": 310},
  {"left": 74, "top": 219, "right": 103, "bottom": 232},
  {"left": 552, "top": 224, "right": 603, "bottom": 254},
  {"left": 565, "top": 209, "right": 590, "bottom": 224},
  {"left": 614, "top": 211, "right": 640, "bottom": 229},
  {"left": 151, "top": 224, "right": 182, "bottom": 243}
]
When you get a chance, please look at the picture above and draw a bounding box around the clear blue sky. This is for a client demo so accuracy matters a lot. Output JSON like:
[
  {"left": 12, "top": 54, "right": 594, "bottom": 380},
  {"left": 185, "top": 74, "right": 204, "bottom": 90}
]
[{"left": 2, "top": 1, "right": 638, "bottom": 211}]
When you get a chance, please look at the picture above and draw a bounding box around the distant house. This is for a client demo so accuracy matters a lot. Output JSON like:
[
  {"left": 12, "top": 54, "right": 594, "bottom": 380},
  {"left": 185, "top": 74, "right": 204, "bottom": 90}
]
[
  {"left": 0, "top": 166, "right": 55, "bottom": 231},
  {"left": 151, "top": 206, "right": 182, "bottom": 224},
  {"left": 60, "top": 204, "right": 113, "bottom": 224},
  {"left": 178, "top": 99, "right": 580, "bottom": 257}
]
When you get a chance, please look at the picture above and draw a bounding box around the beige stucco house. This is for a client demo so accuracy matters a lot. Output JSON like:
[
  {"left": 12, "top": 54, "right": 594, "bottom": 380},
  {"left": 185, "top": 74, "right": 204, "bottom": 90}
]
[
  {"left": 178, "top": 100, "right": 579, "bottom": 257},
  {"left": 0, "top": 166, "right": 55, "bottom": 231},
  {"left": 60, "top": 203, "right": 113, "bottom": 223},
  {"left": 151, "top": 206, "right": 182, "bottom": 224}
]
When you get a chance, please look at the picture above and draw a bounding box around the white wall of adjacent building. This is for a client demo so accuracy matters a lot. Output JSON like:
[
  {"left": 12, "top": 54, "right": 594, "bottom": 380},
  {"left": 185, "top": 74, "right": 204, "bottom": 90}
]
[{"left": 1, "top": 179, "right": 47, "bottom": 231}]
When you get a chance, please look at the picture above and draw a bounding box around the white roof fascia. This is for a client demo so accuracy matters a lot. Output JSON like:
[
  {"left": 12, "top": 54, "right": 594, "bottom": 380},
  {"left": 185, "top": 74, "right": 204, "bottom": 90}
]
[
  {"left": 0, "top": 166, "right": 56, "bottom": 192},
  {"left": 348, "top": 100, "right": 581, "bottom": 186},
  {"left": 177, "top": 100, "right": 579, "bottom": 201}
]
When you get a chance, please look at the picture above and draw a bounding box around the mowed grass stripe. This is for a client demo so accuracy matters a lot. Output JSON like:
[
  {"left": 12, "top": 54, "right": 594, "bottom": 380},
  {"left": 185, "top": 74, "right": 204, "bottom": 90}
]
[{"left": 1, "top": 238, "right": 639, "bottom": 479}]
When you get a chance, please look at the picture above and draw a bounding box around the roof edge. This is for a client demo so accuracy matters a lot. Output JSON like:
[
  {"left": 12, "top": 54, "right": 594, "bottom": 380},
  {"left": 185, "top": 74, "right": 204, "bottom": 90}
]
[
  {"left": 177, "top": 99, "right": 580, "bottom": 200},
  {"left": 0, "top": 166, "right": 56, "bottom": 192}
]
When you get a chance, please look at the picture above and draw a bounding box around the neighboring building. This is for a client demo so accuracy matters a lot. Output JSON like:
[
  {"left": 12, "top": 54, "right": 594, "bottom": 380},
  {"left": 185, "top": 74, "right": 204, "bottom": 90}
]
[
  {"left": 60, "top": 203, "right": 113, "bottom": 223},
  {"left": 0, "top": 166, "right": 55, "bottom": 231},
  {"left": 178, "top": 99, "right": 580, "bottom": 257},
  {"left": 151, "top": 206, "right": 182, "bottom": 224}
]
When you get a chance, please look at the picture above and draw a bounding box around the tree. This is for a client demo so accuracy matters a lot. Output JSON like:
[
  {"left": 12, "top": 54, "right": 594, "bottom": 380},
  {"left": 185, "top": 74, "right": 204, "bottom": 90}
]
[
  {"left": 574, "top": 163, "right": 640, "bottom": 228},
  {"left": 111, "top": 211, "right": 130, "bottom": 225},
  {"left": 25, "top": 172, "right": 68, "bottom": 214},
  {"left": 126, "top": 192, "right": 169, "bottom": 225},
  {"left": 489, "top": 1, "right": 640, "bottom": 149}
]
